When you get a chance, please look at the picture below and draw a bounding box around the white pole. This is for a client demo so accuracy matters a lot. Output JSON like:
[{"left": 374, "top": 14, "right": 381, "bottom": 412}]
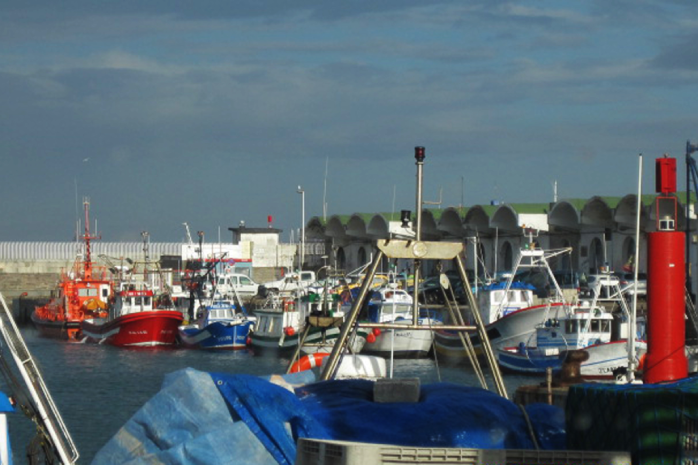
[
  {"left": 628, "top": 154, "right": 643, "bottom": 382},
  {"left": 297, "top": 186, "right": 305, "bottom": 269}
]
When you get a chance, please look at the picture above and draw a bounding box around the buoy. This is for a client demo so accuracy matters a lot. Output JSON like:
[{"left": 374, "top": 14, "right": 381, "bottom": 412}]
[
  {"left": 366, "top": 333, "right": 376, "bottom": 344},
  {"left": 372, "top": 328, "right": 381, "bottom": 337},
  {"left": 284, "top": 326, "right": 295, "bottom": 337},
  {"left": 290, "top": 353, "right": 330, "bottom": 373}
]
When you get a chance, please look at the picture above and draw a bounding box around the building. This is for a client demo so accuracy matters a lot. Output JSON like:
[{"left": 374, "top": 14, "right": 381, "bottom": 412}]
[{"left": 305, "top": 193, "right": 696, "bottom": 291}]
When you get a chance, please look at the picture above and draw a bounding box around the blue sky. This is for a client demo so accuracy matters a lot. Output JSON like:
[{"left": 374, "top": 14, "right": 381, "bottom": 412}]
[{"left": 2, "top": 1, "right": 697, "bottom": 243}]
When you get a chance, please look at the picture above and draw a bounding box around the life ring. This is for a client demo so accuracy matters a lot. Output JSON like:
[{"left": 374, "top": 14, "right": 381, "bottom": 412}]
[
  {"left": 637, "top": 353, "right": 647, "bottom": 371},
  {"left": 283, "top": 300, "right": 296, "bottom": 312},
  {"left": 290, "top": 353, "right": 330, "bottom": 373}
]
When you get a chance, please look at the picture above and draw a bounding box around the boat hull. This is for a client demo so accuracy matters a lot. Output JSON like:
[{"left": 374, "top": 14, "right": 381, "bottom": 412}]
[
  {"left": 433, "top": 303, "right": 562, "bottom": 359},
  {"left": 362, "top": 319, "right": 439, "bottom": 359},
  {"left": 178, "top": 320, "right": 254, "bottom": 350},
  {"left": 250, "top": 326, "right": 362, "bottom": 354},
  {"left": 30, "top": 312, "right": 82, "bottom": 341},
  {"left": 81, "top": 311, "right": 183, "bottom": 347},
  {"left": 497, "top": 340, "right": 648, "bottom": 380}
]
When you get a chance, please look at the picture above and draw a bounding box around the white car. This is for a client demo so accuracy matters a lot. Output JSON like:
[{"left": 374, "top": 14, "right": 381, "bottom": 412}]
[
  {"left": 261, "top": 271, "right": 317, "bottom": 296},
  {"left": 215, "top": 273, "right": 260, "bottom": 299}
]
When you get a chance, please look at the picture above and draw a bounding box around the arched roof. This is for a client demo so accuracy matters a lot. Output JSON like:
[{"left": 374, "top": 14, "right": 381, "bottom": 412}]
[
  {"left": 325, "top": 216, "right": 349, "bottom": 239},
  {"left": 306, "top": 217, "right": 327, "bottom": 239},
  {"left": 311, "top": 192, "right": 694, "bottom": 242},
  {"left": 419, "top": 210, "right": 442, "bottom": 240},
  {"left": 581, "top": 197, "right": 614, "bottom": 228},
  {"left": 464, "top": 205, "right": 493, "bottom": 234},
  {"left": 438, "top": 207, "right": 466, "bottom": 237},
  {"left": 549, "top": 201, "right": 582, "bottom": 231},
  {"left": 366, "top": 215, "right": 390, "bottom": 238},
  {"left": 490, "top": 205, "right": 520, "bottom": 232},
  {"left": 346, "top": 214, "right": 371, "bottom": 239},
  {"left": 614, "top": 194, "right": 649, "bottom": 230}
]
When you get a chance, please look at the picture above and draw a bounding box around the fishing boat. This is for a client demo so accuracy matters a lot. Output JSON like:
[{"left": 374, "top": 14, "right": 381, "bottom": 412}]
[
  {"left": 249, "top": 293, "right": 367, "bottom": 354},
  {"left": 31, "top": 199, "right": 113, "bottom": 341},
  {"left": 80, "top": 271, "right": 183, "bottom": 347},
  {"left": 433, "top": 243, "right": 571, "bottom": 359},
  {"left": 360, "top": 286, "right": 442, "bottom": 358},
  {"left": 177, "top": 298, "right": 255, "bottom": 350},
  {"left": 497, "top": 273, "right": 647, "bottom": 379}
]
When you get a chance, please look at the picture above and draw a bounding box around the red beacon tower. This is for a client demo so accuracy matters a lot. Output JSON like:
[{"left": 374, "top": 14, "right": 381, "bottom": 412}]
[{"left": 644, "top": 155, "right": 688, "bottom": 383}]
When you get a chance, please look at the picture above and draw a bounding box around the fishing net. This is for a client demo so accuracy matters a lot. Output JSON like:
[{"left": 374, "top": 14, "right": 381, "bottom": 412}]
[{"left": 566, "top": 376, "right": 698, "bottom": 465}]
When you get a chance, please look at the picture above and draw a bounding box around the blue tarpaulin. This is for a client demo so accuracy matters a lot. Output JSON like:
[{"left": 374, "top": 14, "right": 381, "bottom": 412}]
[{"left": 92, "top": 368, "right": 565, "bottom": 464}]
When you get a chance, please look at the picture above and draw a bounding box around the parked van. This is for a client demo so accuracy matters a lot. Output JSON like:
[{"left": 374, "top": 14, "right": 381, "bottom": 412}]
[{"left": 216, "top": 273, "right": 260, "bottom": 300}]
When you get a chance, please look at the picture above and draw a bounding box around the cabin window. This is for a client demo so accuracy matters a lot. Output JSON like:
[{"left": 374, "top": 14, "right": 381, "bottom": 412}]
[
  {"left": 102, "top": 288, "right": 109, "bottom": 298},
  {"left": 590, "top": 319, "right": 598, "bottom": 332},
  {"left": 78, "top": 288, "right": 99, "bottom": 297},
  {"left": 601, "top": 320, "right": 611, "bottom": 333},
  {"left": 144, "top": 297, "right": 151, "bottom": 306},
  {"left": 135, "top": 297, "right": 142, "bottom": 306},
  {"left": 125, "top": 297, "right": 132, "bottom": 306},
  {"left": 565, "top": 320, "right": 578, "bottom": 333}
]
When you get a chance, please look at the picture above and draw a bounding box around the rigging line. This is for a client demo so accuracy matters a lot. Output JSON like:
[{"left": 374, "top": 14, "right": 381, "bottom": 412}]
[{"left": 426, "top": 307, "right": 441, "bottom": 383}]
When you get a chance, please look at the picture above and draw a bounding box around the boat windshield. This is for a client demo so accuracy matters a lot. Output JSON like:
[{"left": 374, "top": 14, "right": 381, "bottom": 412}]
[{"left": 78, "top": 288, "right": 99, "bottom": 297}]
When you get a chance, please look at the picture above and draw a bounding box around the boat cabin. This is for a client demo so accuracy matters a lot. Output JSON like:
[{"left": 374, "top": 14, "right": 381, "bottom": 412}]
[
  {"left": 534, "top": 304, "right": 614, "bottom": 353},
  {"left": 477, "top": 282, "right": 535, "bottom": 324},
  {"left": 254, "top": 298, "right": 305, "bottom": 339},
  {"left": 196, "top": 301, "right": 241, "bottom": 327},
  {"left": 366, "top": 288, "right": 414, "bottom": 323},
  {"left": 114, "top": 282, "right": 155, "bottom": 316}
]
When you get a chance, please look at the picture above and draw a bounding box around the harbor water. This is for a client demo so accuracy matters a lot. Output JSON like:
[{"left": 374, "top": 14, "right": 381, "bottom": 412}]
[{"left": 4, "top": 326, "right": 535, "bottom": 464}]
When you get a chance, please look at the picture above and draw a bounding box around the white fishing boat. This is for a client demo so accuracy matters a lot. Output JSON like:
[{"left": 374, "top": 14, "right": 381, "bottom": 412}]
[
  {"left": 434, "top": 242, "right": 571, "bottom": 359},
  {"left": 497, "top": 272, "right": 647, "bottom": 380},
  {"left": 359, "top": 286, "right": 442, "bottom": 358}
]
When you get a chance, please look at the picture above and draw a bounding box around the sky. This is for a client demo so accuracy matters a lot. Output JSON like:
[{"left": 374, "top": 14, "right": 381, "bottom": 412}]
[{"left": 2, "top": 1, "right": 698, "bottom": 243}]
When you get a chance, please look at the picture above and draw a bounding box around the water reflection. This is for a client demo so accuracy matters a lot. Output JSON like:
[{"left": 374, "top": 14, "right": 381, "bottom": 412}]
[{"left": 5, "top": 326, "right": 536, "bottom": 463}]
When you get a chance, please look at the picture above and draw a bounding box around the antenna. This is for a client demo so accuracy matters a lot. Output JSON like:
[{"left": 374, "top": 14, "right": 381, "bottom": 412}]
[
  {"left": 323, "top": 157, "right": 328, "bottom": 221},
  {"left": 553, "top": 180, "right": 558, "bottom": 202}
]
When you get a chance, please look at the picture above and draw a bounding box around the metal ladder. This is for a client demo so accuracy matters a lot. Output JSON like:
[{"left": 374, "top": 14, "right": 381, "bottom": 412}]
[
  {"left": 685, "top": 288, "right": 698, "bottom": 344},
  {"left": 0, "top": 292, "right": 79, "bottom": 464}
]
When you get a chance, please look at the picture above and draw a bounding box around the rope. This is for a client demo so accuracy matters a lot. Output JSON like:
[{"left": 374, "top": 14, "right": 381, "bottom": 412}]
[{"left": 517, "top": 403, "right": 540, "bottom": 450}]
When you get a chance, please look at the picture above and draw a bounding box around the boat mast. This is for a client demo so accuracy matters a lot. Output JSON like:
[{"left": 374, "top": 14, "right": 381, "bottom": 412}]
[
  {"left": 81, "top": 198, "right": 100, "bottom": 280},
  {"left": 412, "top": 147, "right": 425, "bottom": 326}
]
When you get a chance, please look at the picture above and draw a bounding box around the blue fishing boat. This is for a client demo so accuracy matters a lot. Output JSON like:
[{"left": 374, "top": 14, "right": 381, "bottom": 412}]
[
  {"left": 178, "top": 299, "right": 255, "bottom": 350},
  {"left": 497, "top": 296, "right": 646, "bottom": 380}
]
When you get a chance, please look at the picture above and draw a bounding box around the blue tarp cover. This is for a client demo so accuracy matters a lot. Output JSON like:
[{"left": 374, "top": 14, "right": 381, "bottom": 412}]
[{"left": 93, "top": 368, "right": 565, "bottom": 464}]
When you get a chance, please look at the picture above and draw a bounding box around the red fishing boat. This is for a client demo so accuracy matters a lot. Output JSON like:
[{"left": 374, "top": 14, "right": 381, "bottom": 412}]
[
  {"left": 31, "top": 199, "right": 113, "bottom": 340},
  {"left": 80, "top": 269, "right": 183, "bottom": 347}
]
